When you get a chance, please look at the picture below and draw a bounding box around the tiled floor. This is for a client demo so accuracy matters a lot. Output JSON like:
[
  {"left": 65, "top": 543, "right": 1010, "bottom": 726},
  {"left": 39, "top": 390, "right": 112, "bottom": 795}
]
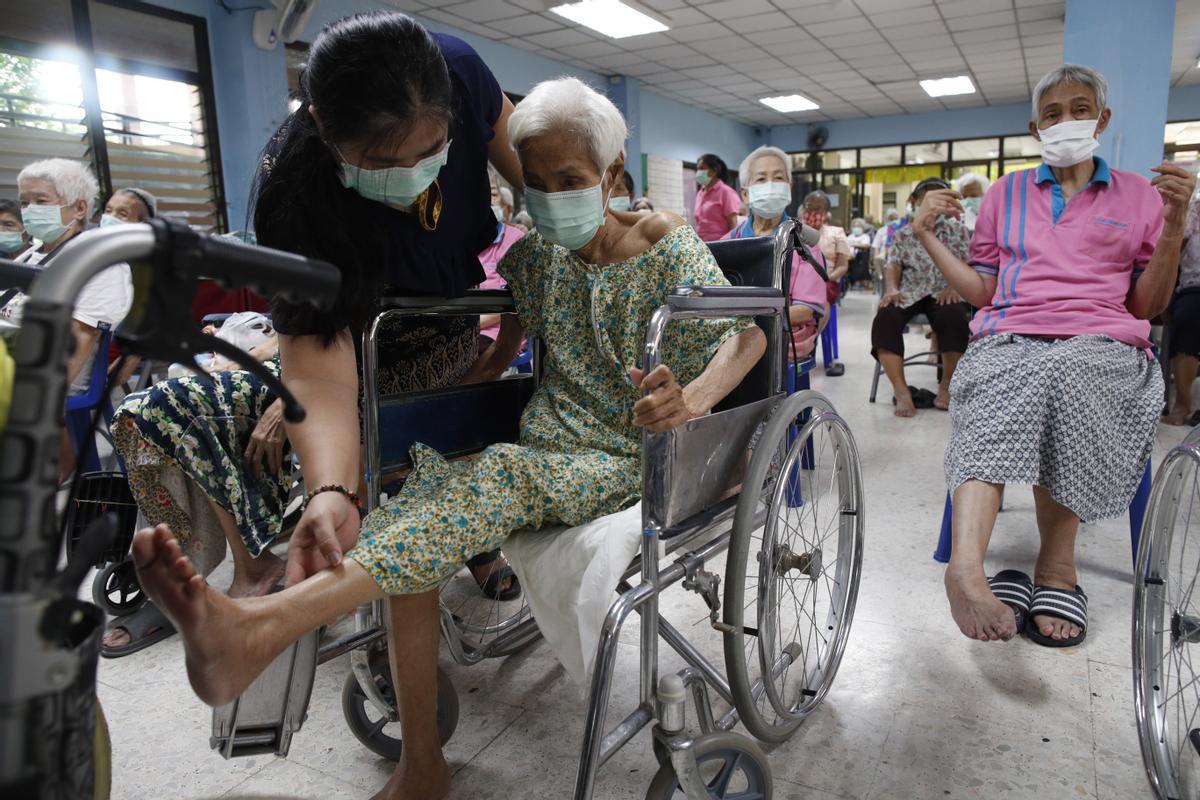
[{"left": 95, "top": 289, "right": 1189, "bottom": 799}]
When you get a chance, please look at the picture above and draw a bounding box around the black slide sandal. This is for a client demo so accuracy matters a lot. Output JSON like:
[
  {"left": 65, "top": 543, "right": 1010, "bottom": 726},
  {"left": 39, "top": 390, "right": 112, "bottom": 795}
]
[
  {"left": 1025, "top": 584, "right": 1088, "bottom": 647},
  {"left": 465, "top": 550, "right": 522, "bottom": 601},
  {"left": 987, "top": 569, "right": 1033, "bottom": 631},
  {"left": 101, "top": 601, "right": 176, "bottom": 659}
]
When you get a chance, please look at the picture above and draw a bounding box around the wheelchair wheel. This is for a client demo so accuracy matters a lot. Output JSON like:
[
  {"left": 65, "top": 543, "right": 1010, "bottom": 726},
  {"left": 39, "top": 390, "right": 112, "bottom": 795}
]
[
  {"left": 644, "top": 732, "right": 772, "bottom": 799},
  {"left": 724, "top": 390, "right": 864, "bottom": 743},
  {"left": 1133, "top": 434, "right": 1200, "bottom": 799},
  {"left": 92, "top": 557, "right": 145, "bottom": 617},
  {"left": 341, "top": 646, "right": 459, "bottom": 761},
  {"left": 439, "top": 558, "right": 535, "bottom": 661}
]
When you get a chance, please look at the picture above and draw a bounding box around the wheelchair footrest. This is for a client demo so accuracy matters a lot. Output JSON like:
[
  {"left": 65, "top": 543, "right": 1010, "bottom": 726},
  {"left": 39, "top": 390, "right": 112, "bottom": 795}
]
[{"left": 210, "top": 629, "right": 319, "bottom": 759}]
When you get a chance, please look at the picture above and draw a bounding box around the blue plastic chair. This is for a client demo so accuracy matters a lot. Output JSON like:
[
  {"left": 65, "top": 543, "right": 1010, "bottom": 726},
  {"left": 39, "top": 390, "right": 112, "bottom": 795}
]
[
  {"left": 819, "top": 302, "right": 839, "bottom": 369},
  {"left": 933, "top": 461, "right": 1153, "bottom": 567},
  {"left": 65, "top": 325, "right": 115, "bottom": 473}
]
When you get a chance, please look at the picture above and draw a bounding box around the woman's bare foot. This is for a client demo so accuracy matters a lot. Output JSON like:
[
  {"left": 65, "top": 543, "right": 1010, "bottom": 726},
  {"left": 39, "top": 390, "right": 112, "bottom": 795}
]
[
  {"left": 370, "top": 752, "right": 451, "bottom": 800},
  {"left": 131, "top": 524, "right": 277, "bottom": 706},
  {"left": 894, "top": 393, "right": 916, "bottom": 418},
  {"left": 1031, "top": 563, "right": 1082, "bottom": 642},
  {"left": 944, "top": 565, "right": 1018, "bottom": 641},
  {"left": 934, "top": 388, "right": 951, "bottom": 411},
  {"left": 228, "top": 552, "right": 287, "bottom": 599},
  {"left": 1164, "top": 409, "right": 1191, "bottom": 426}
]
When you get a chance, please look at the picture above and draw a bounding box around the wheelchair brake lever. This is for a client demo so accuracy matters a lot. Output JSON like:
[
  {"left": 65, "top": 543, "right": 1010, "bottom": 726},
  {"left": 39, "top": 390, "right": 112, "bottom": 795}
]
[{"left": 199, "top": 333, "right": 307, "bottom": 423}]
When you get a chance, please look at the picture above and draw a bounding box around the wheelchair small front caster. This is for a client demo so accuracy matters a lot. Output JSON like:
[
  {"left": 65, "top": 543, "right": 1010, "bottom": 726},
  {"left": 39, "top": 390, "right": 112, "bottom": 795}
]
[
  {"left": 644, "top": 731, "right": 772, "bottom": 799},
  {"left": 341, "top": 646, "right": 459, "bottom": 761},
  {"left": 92, "top": 557, "right": 146, "bottom": 617}
]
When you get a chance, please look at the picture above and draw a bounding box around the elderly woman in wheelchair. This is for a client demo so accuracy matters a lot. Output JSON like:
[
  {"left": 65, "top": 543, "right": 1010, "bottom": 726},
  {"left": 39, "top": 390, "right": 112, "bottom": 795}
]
[{"left": 132, "top": 76, "right": 765, "bottom": 799}]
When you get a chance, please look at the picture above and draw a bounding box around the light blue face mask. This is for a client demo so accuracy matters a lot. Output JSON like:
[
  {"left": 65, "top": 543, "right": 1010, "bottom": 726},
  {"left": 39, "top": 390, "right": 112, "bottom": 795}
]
[
  {"left": 0, "top": 231, "right": 24, "bottom": 253},
  {"left": 747, "top": 181, "right": 791, "bottom": 218},
  {"left": 336, "top": 140, "right": 451, "bottom": 207},
  {"left": 525, "top": 182, "right": 608, "bottom": 251},
  {"left": 695, "top": 171, "right": 711, "bottom": 188},
  {"left": 100, "top": 213, "right": 124, "bottom": 228},
  {"left": 608, "top": 196, "right": 631, "bottom": 212},
  {"left": 22, "top": 204, "right": 69, "bottom": 244},
  {"left": 961, "top": 197, "right": 982, "bottom": 215}
]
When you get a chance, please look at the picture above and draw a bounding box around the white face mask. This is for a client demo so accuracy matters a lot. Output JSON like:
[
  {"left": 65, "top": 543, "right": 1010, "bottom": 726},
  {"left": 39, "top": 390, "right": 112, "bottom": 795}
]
[
  {"left": 1038, "top": 118, "right": 1099, "bottom": 168},
  {"left": 491, "top": 204, "right": 505, "bottom": 223},
  {"left": 747, "top": 181, "right": 791, "bottom": 218}
]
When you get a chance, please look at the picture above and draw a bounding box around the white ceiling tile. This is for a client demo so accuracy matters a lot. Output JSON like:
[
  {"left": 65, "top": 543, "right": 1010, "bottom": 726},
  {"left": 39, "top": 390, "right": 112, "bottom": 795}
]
[
  {"left": 525, "top": 28, "right": 599, "bottom": 49},
  {"left": 822, "top": 30, "right": 886, "bottom": 49},
  {"left": 1017, "top": 4, "right": 1065, "bottom": 23},
  {"left": 884, "top": 21, "right": 951, "bottom": 41},
  {"left": 937, "top": 0, "right": 1005, "bottom": 18},
  {"left": 656, "top": 6, "right": 711, "bottom": 27},
  {"left": 692, "top": 34, "right": 754, "bottom": 53},
  {"left": 686, "top": 63, "right": 747, "bottom": 79},
  {"left": 616, "top": 32, "right": 676, "bottom": 50},
  {"left": 486, "top": 15, "right": 563, "bottom": 37},
  {"left": 725, "top": 12, "right": 793, "bottom": 35},
  {"left": 782, "top": 3, "right": 862, "bottom": 25},
  {"left": 440, "top": 0, "right": 526, "bottom": 22},
  {"left": 665, "top": 22, "right": 732, "bottom": 42},
  {"left": 567, "top": 40, "right": 625, "bottom": 59},
  {"left": 882, "top": 6, "right": 943, "bottom": 25},
  {"left": 747, "top": 27, "right": 816, "bottom": 46},
  {"left": 806, "top": 17, "right": 868, "bottom": 37},
  {"left": 658, "top": 53, "right": 718, "bottom": 69},
  {"left": 953, "top": 25, "right": 1018, "bottom": 44},
  {"left": 946, "top": 10, "right": 1017, "bottom": 32},
  {"left": 620, "top": 61, "right": 671, "bottom": 77},
  {"left": 700, "top": 0, "right": 776, "bottom": 18}
]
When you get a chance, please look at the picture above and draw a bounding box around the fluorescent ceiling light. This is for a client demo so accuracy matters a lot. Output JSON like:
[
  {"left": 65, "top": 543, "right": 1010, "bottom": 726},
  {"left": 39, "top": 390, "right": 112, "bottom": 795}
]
[
  {"left": 759, "top": 94, "right": 820, "bottom": 113},
  {"left": 549, "top": 1, "right": 668, "bottom": 39},
  {"left": 920, "top": 75, "right": 976, "bottom": 98}
]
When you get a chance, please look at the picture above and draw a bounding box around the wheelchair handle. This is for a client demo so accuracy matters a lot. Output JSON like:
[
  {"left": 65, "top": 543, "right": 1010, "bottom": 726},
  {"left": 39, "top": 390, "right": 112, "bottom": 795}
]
[{"left": 0, "top": 260, "right": 39, "bottom": 291}]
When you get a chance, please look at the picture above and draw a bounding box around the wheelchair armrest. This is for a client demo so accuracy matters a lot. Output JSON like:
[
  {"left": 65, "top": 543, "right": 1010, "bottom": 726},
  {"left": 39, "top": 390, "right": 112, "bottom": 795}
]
[
  {"left": 376, "top": 289, "right": 515, "bottom": 316},
  {"left": 666, "top": 285, "right": 784, "bottom": 317}
]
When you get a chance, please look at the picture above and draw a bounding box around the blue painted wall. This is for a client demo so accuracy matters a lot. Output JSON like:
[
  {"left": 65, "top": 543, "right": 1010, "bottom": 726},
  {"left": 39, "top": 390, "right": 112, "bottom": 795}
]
[{"left": 640, "top": 89, "right": 762, "bottom": 166}]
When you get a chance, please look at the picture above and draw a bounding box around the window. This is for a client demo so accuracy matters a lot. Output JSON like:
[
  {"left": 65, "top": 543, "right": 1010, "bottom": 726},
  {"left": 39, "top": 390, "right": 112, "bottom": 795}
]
[
  {"left": 904, "top": 142, "right": 945, "bottom": 165},
  {"left": 0, "top": 0, "right": 225, "bottom": 231},
  {"left": 859, "top": 145, "right": 901, "bottom": 167}
]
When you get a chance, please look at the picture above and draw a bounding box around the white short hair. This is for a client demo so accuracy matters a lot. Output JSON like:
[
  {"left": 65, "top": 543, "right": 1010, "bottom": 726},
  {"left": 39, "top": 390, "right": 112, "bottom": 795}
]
[
  {"left": 498, "top": 186, "right": 513, "bottom": 208},
  {"left": 508, "top": 77, "right": 628, "bottom": 173},
  {"left": 18, "top": 158, "right": 100, "bottom": 215},
  {"left": 956, "top": 172, "right": 990, "bottom": 194},
  {"left": 885, "top": 207, "right": 899, "bottom": 219},
  {"left": 1031, "top": 64, "right": 1107, "bottom": 118},
  {"left": 738, "top": 145, "right": 790, "bottom": 186}
]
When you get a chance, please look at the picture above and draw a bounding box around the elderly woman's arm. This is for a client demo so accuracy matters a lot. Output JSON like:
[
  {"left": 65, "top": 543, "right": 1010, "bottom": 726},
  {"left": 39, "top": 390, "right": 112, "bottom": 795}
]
[
  {"left": 912, "top": 189, "right": 997, "bottom": 308},
  {"left": 461, "top": 315, "right": 525, "bottom": 384},
  {"left": 1127, "top": 163, "right": 1196, "bottom": 320},
  {"left": 631, "top": 327, "right": 766, "bottom": 432}
]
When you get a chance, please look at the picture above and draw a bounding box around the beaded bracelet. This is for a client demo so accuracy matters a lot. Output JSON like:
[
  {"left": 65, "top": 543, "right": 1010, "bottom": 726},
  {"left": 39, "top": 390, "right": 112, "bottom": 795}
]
[{"left": 303, "top": 484, "right": 362, "bottom": 512}]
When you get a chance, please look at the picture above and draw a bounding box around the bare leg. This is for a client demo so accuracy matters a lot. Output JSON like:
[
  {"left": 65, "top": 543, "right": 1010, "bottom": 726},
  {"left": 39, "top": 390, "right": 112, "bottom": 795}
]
[
  {"left": 1031, "top": 486, "right": 1082, "bottom": 641},
  {"left": 878, "top": 349, "right": 914, "bottom": 417},
  {"left": 1165, "top": 354, "right": 1198, "bottom": 425},
  {"left": 370, "top": 594, "right": 451, "bottom": 800},
  {"left": 935, "top": 352, "right": 962, "bottom": 411},
  {"left": 132, "top": 524, "right": 382, "bottom": 706},
  {"left": 943, "top": 480, "right": 1016, "bottom": 641},
  {"left": 206, "top": 496, "right": 285, "bottom": 598}
]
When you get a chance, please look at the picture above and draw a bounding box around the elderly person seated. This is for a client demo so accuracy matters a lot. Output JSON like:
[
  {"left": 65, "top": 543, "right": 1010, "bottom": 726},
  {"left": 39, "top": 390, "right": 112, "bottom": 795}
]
[
  {"left": 478, "top": 167, "right": 527, "bottom": 343},
  {"left": 802, "top": 190, "right": 851, "bottom": 375},
  {"left": 872, "top": 177, "right": 972, "bottom": 416},
  {"left": 1165, "top": 196, "right": 1200, "bottom": 426},
  {"left": 0, "top": 198, "right": 33, "bottom": 259},
  {"left": 608, "top": 169, "right": 636, "bottom": 212},
  {"left": 724, "top": 145, "right": 827, "bottom": 362},
  {"left": 955, "top": 172, "right": 989, "bottom": 231},
  {"left": 131, "top": 76, "right": 764, "bottom": 799},
  {"left": 920, "top": 65, "right": 1194, "bottom": 648},
  {"left": 101, "top": 186, "right": 157, "bottom": 226}
]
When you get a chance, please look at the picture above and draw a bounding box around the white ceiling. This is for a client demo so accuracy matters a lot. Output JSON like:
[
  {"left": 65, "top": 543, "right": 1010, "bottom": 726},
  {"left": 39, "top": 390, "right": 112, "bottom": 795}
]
[{"left": 383, "top": 0, "right": 1200, "bottom": 127}]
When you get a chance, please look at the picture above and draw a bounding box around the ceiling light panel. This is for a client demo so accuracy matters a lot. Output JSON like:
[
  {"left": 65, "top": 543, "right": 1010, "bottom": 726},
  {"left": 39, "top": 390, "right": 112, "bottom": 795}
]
[
  {"left": 759, "top": 94, "right": 821, "bottom": 113},
  {"left": 920, "top": 75, "right": 977, "bottom": 97},
  {"left": 549, "top": 0, "right": 668, "bottom": 39}
]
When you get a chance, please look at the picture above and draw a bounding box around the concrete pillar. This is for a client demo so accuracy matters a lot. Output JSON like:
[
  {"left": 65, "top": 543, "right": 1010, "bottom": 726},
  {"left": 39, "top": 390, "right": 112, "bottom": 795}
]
[
  {"left": 1062, "top": 0, "right": 1175, "bottom": 175},
  {"left": 605, "top": 75, "right": 642, "bottom": 195}
]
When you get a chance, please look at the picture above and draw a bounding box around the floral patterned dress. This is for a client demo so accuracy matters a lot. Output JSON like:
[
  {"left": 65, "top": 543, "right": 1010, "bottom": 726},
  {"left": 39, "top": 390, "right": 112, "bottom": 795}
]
[{"left": 348, "top": 224, "right": 752, "bottom": 594}]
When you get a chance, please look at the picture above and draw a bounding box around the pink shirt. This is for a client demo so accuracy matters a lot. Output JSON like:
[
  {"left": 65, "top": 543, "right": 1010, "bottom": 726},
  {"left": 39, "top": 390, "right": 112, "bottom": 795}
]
[
  {"left": 723, "top": 217, "right": 828, "bottom": 359},
  {"left": 694, "top": 180, "right": 740, "bottom": 241},
  {"left": 968, "top": 158, "right": 1161, "bottom": 350},
  {"left": 478, "top": 222, "right": 525, "bottom": 340}
]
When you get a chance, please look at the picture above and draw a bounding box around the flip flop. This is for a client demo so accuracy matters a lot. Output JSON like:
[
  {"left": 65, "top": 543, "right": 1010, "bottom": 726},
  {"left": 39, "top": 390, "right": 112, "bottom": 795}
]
[
  {"left": 987, "top": 569, "right": 1033, "bottom": 631},
  {"left": 1025, "top": 584, "right": 1088, "bottom": 647},
  {"left": 101, "top": 601, "right": 176, "bottom": 658},
  {"left": 465, "top": 550, "right": 522, "bottom": 602}
]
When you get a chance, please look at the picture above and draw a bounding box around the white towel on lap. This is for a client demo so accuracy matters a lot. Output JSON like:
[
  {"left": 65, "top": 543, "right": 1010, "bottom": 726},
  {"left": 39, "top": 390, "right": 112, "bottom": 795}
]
[{"left": 503, "top": 503, "right": 643, "bottom": 687}]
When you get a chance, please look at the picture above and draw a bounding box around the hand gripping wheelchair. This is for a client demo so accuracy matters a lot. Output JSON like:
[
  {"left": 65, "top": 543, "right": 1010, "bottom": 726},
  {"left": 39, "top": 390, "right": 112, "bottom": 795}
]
[
  {"left": 0, "top": 219, "right": 341, "bottom": 799},
  {"left": 1134, "top": 425, "right": 1200, "bottom": 800},
  {"left": 211, "top": 219, "right": 866, "bottom": 799}
]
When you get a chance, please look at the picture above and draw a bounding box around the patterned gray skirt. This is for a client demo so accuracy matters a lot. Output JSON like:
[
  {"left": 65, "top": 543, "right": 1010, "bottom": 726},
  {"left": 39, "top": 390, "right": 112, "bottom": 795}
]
[{"left": 944, "top": 334, "right": 1163, "bottom": 522}]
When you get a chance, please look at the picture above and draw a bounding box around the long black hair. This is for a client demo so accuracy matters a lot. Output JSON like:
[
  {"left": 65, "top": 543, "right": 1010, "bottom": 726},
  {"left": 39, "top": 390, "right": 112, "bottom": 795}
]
[
  {"left": 697, "top": 153, "right": 730, "bottom": 187},
  {"left": 253, "top": 11, "right": 454, "bottom": 340}
]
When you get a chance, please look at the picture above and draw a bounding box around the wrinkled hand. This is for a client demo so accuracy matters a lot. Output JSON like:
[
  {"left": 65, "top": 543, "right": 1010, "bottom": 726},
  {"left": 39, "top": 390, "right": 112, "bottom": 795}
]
[
  {"left": 914, "top": 189, "right": 963, "bottom": 234},
  {"left": 244, "top": 398, "right": 287, "bottom": 479},
  {"left": 879, "top": 290, "right": 903, "bottom": 308},
  {"left": 936, "top": 287, "right": 963, "bottom": 305},
  {"left": 630, "top": 364, "right": 693, "bottom": 432},
  {"left": 285, "top": 490, "right": 361, "bottom": 587},
  {"left": 1151, "top": 162, "right": 1196, "bottom": 233}
]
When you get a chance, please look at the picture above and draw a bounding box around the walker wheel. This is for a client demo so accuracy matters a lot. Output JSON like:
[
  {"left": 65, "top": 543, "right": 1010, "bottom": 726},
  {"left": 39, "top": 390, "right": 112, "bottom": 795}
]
[
  {"left": 341, "top": 646, "right": 459, "bottom": 761},
  {"left": 92, "top": 557, "right": 145, "bottom": 617},
  {"left": 644, "top": 732, "right": 772, "bottom": 799}
]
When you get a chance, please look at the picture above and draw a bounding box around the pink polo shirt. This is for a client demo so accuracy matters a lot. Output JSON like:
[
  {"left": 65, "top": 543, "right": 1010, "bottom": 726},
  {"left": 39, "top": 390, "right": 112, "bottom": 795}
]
[
  {"left": 478, "top": 222, "right": 525, "bottom": 340},
  {"left": 694, "top": 180, "right": 740, "bottom": 241},
  {"left": 723, "top": 216, "right": 828, "bottom": 359},
  {"left": 968, "top": 157, "right": 1161, "bottom": 350}
]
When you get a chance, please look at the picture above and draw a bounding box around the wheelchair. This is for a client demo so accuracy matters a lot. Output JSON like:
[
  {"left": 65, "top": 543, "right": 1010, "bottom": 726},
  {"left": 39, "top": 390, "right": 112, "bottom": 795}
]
[
  {"left": 1133, "top": 424, "right": 1200, "bottom": 800},
  {"left": 210, "top": 219, "right": 866, "bottom": 799}
]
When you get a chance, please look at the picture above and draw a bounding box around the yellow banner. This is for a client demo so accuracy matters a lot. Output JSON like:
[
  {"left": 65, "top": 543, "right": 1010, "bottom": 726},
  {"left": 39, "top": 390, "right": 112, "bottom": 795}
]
[{"left": 863, "top": 165, "right": 943, "bottom": 184}]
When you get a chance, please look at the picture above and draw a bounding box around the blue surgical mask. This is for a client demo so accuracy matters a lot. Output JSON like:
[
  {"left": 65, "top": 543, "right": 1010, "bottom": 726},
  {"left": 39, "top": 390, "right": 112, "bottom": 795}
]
[
  {"left": 851, "top": 226, "right": 864, "bottom": 235},
  {"left": 100, "top": 213, "right": 124, "bottom": 228},
  {"left": 525, "top": 183, "right": 607, "bottom": 251},
  {"left": 22, "top": 204, "right": 69, "bottom": 243},
  {"left": 336, "top": 140, "right": 450, "bottom": 207},
  {"left": 608, "top": 196, "right": 631, "bottom": 212},
  {"left": 0, "top": 231, "right": 23, "bottom": 253},
  {"left": 961, "top": 197, "right": 981, "bottom": 215},
  {"left": 747, "top": 181, "right": 791, "bottom": 218}
]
